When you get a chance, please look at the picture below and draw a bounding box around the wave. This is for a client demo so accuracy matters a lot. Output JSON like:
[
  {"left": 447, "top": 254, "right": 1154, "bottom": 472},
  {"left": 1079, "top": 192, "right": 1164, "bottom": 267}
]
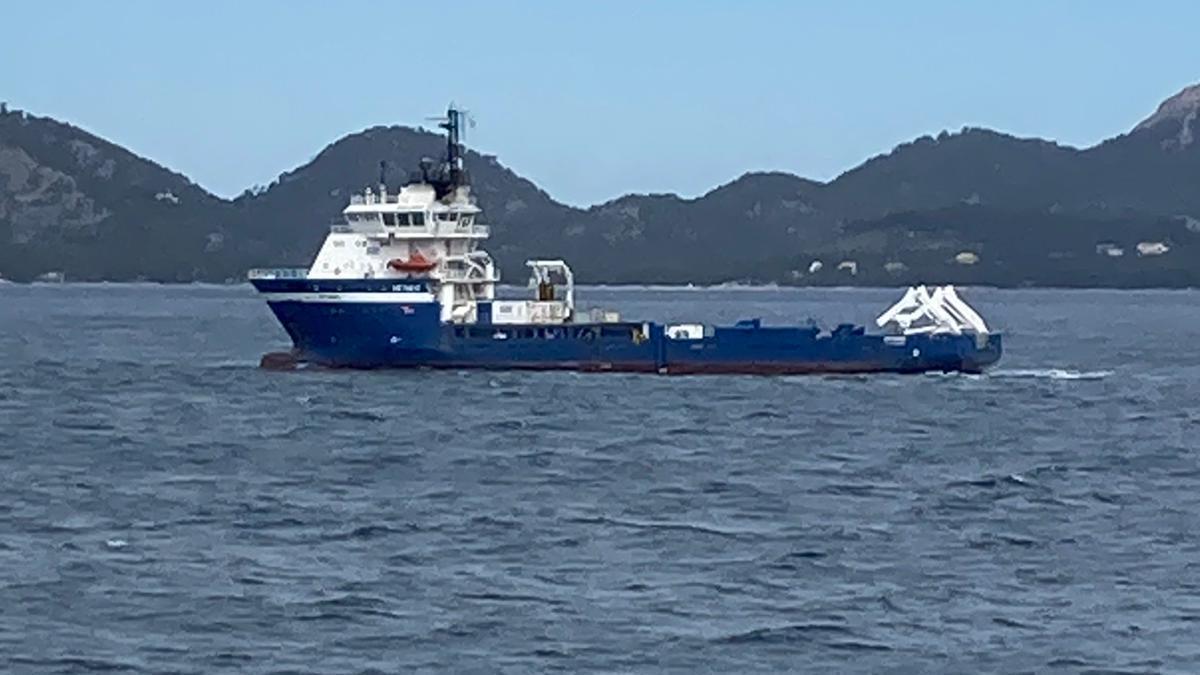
[
  {"left": 717, "top": 622, "right": 855, "bottom": 644},
  {"left": 328, "top": 409, "right": 388, "bottom": 422},
  {"left": 567, "top": 515, "right": 764, "bottom": 539},
  {"left": 989, "top": 368, "right": 1113, "bottom": 381},
  {"left": 204, "top": 360, "right": 260, "bottom": 370}
]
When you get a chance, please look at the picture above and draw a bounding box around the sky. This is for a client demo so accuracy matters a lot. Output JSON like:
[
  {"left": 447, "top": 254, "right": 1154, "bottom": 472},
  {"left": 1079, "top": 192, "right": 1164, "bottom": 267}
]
[{"left": 3, "top": 0, "right": 1199, "bottom": 206}]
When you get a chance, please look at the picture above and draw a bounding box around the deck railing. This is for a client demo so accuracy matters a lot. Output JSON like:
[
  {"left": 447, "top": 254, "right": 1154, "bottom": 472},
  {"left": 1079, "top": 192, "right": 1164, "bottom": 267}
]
[
  {"left": 440, "top": 266, "right": 500, "bottom": 282},
  {"left": 325, "top": 221, "right": 489, "bottom": 237},
  {"left": 451, "top": 224, "right": 489, "bottom": 237},
  {"left": 375, "top": 223, "right": 490, "bottom": 238},
  {"left": 247, "top": 268, "right": 309, "bottom": 280}
]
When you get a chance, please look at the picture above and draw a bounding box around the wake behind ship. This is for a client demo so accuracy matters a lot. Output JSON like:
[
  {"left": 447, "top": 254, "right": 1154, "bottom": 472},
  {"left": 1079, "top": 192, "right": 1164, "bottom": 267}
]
[{"left": 249, "top": 107, "right": 1002, "bottom": 374}]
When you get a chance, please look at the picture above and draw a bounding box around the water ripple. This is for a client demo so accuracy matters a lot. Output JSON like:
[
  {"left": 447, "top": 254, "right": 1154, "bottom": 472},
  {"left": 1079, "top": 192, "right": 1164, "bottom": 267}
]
[{"left": 3, "top": 285, "right": 1200, "bottom": 672}]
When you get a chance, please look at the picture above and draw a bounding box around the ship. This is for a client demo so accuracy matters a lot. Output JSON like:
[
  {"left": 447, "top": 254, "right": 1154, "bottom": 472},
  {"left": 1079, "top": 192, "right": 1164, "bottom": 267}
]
[{"left": 249, "top": 107, "right": 1002, "bottom": 374}]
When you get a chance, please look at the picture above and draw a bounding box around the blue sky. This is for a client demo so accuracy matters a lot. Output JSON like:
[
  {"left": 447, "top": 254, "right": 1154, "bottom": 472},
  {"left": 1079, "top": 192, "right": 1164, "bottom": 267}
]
[{"left": 3, "top": 1, "right": 1198, "bottom": 205}]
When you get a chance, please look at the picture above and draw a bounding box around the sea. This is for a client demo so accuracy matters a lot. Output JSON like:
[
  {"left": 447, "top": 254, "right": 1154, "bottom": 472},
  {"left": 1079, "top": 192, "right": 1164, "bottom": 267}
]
[{"left": 1, "top": 283, "right": 1199, "bottom": 673}]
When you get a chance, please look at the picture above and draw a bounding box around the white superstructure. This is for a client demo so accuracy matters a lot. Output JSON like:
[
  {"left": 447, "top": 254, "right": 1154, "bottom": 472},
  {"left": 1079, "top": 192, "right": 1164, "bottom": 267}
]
[
  {"left": 249, "top": 106, "right": 580, "bottom": 325},
  {"left": 313, "top": 182, "right": 499, "bottom": 322}
]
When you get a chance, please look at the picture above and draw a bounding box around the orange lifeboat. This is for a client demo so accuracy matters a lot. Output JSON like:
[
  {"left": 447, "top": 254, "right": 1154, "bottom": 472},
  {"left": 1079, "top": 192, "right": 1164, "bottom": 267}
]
[{"left": 387, "top": 251, "right": 437, "bottom": 273}]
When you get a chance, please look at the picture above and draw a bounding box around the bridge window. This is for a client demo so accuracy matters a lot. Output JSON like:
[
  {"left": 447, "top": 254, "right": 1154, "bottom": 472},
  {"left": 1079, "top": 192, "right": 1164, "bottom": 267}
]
[
  {"left": 393, "top": 213, "right": 410, "bottom": 226},
  {"left": 435, "top": 212, "right": 459, "bottom": 222},
  {"left": 412, "top": 212, "right": 425, "bottom": 226},
  {"left": 383, "top": 213, "right": 396, "bottom": 226}
]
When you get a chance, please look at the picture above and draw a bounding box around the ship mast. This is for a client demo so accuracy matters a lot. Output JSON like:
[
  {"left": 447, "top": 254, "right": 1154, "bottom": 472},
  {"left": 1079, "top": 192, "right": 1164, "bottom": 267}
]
[
  {"left": 441, "top": 106, "right": 465, "bottom": 189},
  {"left": 427, "top": 104, "right": 470, "bottom": 199}
]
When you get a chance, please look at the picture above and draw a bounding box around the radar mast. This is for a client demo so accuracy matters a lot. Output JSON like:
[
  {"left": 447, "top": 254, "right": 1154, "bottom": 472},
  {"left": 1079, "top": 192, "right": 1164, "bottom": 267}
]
[{"left": 426, "top": 104, "right": 472, "bottom": 199}]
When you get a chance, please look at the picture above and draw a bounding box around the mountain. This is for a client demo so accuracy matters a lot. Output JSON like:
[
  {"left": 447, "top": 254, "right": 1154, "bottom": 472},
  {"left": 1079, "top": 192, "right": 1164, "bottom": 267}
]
[
  {"left": 2, "top": 85, "right": 1200, "bottom": 286},
  {"left": 0, "top": 108, "right": 231, "bottom": 281}
]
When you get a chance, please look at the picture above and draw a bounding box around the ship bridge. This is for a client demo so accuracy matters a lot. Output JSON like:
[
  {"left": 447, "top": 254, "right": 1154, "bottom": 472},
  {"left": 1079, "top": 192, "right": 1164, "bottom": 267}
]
[{"left": 340, "top": 184, "right": 489, "bottom": 240}]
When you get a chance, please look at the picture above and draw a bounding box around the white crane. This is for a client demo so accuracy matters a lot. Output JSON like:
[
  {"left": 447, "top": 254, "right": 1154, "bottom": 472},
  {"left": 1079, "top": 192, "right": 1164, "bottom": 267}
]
[{"left": 876, "top": 285, "right": 990, "bottom": 335}]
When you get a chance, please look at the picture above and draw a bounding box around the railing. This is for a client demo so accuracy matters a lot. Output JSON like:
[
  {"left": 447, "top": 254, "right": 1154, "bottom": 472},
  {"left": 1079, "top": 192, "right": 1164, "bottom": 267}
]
[
  {"left": 349, "top": 194, "right": 403, "bottom": 205},
  {"left": 492, "top": 300, "right": 571, "bottom": 325},
  {"left": 370, "top": 223, "right": 490, "bottom": 238},
  {"left": 529, "top": 301, "right": 569, "bottom": 323},
  {"left": 440, "top": 267, "right": 499, "bottom": 282},
  {"left": 248, "top": 268, "right": 309, "bottom": 280},
  {"left": 449, "top": 224, "right": 489, "bottom": 237}
]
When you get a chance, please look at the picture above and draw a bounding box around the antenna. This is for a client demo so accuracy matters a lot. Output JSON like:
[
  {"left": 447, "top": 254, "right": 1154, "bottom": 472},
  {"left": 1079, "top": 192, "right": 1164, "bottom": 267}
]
[
  {"left": 425, "top": 104, "right": 476, "bottom": 141},
  {"left": 421, "top": 102, "right": 476, "bottom": 198}
]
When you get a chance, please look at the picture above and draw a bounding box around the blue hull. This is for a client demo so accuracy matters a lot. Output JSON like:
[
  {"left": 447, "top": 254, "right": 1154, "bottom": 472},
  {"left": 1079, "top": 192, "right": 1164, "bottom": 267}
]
[{"left": 257, "top": 291, "right": 1002, "bottom": 375}]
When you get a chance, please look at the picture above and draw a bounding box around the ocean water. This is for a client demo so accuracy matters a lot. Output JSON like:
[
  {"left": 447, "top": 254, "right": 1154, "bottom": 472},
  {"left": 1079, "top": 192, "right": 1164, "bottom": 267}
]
[{"left": 2, "top": 283, "right": 1199, "bottom": 673}]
